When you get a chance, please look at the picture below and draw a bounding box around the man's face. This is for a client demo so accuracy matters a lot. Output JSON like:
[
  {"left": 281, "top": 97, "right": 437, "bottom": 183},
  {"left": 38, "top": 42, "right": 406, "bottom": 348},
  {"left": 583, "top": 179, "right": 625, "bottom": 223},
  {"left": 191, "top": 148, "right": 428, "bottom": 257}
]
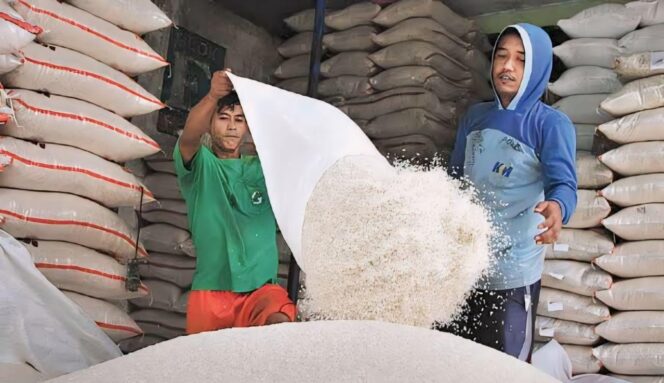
[
  {"left": 210, "top": 104, "right": 248, "bottom": 153},
  {"left": 492, "top": 33, "right": 525, "bottom": 105}
]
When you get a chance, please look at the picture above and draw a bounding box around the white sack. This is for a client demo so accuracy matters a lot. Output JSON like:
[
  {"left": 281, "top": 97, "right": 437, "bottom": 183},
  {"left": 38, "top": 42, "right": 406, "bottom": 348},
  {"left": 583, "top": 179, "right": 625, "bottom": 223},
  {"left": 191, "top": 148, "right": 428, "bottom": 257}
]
[
  {"left": 553, "top": 38, "right": 623, "bottom": 68},
  {"left": 325, "top": 2, "right": 380, "bottom": 31},
  {"left": 542, "top": 260, "right": 612, "bottom": 297},
  {"left": 322, "top": 25, "right": 379, "bottom": 52},
  {"left": 601, "top": 75, "right": 664, "bottom": 117},
  {"left": 0, "top": 188, "right": 147, "bottom": 261},
  {"left": 557, "top": 4, "right": 640, "bottom": 39},
  {"left": 0, "top": 53, "right": 22, "bottom": 74},
  {"left": 552, "top": 94, "right": 613, "bottom": 125},
  {"left": 599, "top": 142, "right": 664, "bottom": 176},
  {"left": 64, "top": 291, "right": 142, "bottom": 342},
  {"left": 143, "top": 198, "right": 187, "bottom": 215},
  {"left": 562, "top": 344, "right": 602, "bottom": 374},
  {"left": 133, "top": 321, "right": 184, "bottom": 340},
  {"left": 596, "top": 311, "right": 664, "bottom": 343},
  {"left": 141, "top": 223, "right": 194, "bottom": 257},
  {"left": 369, "top": 66, "right": 470, "bottom": 101},
  {"left": 564, "top": 190, "right": 611, "bottom": 229},
  {"left": 320, "top": 51, "right": 378, "bottom": 78},
  {"left": 599, "top": 107, "right": 664, "bottom": 143},
  {"left": 537, "top": 287, "right": 611, "bottom": 324},
  {"left": 549, "top": 66, "right": 622, "bottom": 97},
  {"left": 118, "top": 334, "right": 165, "bottom": 354},
  {"left": 277, "top": 32, "right": 313, "bottom": 58},
  {"left": 535, "top": 316, "right": 600, "bottom": 346},
  {"left": 600, "top": 174, "right": 664, "bottom": 207},
  {"left": 0, "top": 363, "right": 44, "bottom": 383},
  {"left": 284, "top": 8, "right": 320, "bottom": 33},
  {"left": 603, "top": 203, "right": 664, "bottom": 240},
  {"left": 372, "top": 0, "right": 474, "bottom": 38},
  {"left": 610, "top": 375, "right": 664, "bottom": 383},
  {"left": 627, "top": 0, "right": 664, "bottom": 26},
  {"left": 614, "top": 51, "right": 664, "bottom": 80},
  {"left": 145, "top": 160, "right": 175, "bottom": 175},
  {"left": 575, "top": 124, "right": 596, "bottom": 152},
  {"left": 12, "top": 0, "right": 167, "bottom": 75},
  {"left": 26, "top": 239, "right": 148, "bottom": 300},
  {"left": 545, "top": 228, "right": 614, "bottom": 262},
  {"left": 130, "top": 279, "right": 182, "bottom": 312},
  {"left": 596, "top": 276, "right": 664, "bottom": 310},
  {"left": 595, "top": 240, "right": 664, "bottom": 278},
  {"left": 364, "top": 108, "right": 456, "bottom": 148},
  {"left": 3, "top": 89, "right": 160, "bottom": 161},
  {"left": 143, "top": 172, "right": 182, "bottom": 200},
  {"left": 576, "top": 151, "right": 613, "bottom": 189},
  {"left": 275, "top": 77, "right": 308, "bottom": 95},
  {"left": 318, "top": 76, "right": 374, "bottom": 99},
  {"left": 141, "top": 210, "right": 188, "bottom": 230},
  {"left": 369, "top": 41, "right": 470, "bottom": 81},
  {"left": 139, "top": 254, "right": 194, "bottom": 288},
  {"left": 619, "top": 24, "right": 664, "bottom": 55},
  {"left": 64, "top": 0, "right": 172, "bottom": 35},
  {"left": 594, "top": 343, "right": 664, "bottom": 375},
  {"left": 2, "top": 42, "right": 165, "bottom": 117},
  {"left": 273, "top": 55, "right": 310, "bottom": 80},
  {"left": 0, "top": 0, "right": 40, "bottom": 54},
  {"left": 130, "top": 309, "right": 185, "bottom": 330}
]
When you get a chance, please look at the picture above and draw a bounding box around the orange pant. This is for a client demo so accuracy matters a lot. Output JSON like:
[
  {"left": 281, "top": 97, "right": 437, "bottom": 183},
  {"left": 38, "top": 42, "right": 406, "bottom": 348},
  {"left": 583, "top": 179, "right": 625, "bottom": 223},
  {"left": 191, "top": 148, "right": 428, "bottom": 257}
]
[{"left": 186, "top": 284, "right": 296, "bottom": 334}]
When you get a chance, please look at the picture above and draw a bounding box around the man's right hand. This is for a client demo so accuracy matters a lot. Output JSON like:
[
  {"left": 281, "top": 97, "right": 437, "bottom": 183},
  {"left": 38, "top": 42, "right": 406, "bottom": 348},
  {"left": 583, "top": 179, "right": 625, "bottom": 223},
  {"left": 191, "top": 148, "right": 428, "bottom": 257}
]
[{"left": 208, "top": 69, "right": 233, "bottom": 100}]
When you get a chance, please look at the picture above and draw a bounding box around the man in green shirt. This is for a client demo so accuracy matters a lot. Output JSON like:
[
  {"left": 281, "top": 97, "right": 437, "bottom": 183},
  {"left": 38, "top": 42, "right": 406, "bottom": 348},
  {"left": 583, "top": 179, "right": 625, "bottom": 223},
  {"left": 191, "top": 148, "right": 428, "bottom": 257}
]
[{"left": 174, "top": 70, "right": 296, "bottom": 334}]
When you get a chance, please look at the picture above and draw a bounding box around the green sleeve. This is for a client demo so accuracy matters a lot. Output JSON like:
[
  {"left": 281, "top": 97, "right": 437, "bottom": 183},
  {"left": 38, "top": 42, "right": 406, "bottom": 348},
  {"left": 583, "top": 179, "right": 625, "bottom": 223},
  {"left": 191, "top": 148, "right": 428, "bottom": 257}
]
[{"left": 173, "top": 140, "right": 206, "bottom": 197}]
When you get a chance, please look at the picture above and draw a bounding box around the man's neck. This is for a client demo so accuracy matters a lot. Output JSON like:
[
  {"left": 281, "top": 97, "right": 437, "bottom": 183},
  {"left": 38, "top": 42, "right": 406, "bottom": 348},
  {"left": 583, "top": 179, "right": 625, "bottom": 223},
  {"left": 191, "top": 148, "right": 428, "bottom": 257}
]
[
  {"left": 499, "top": 94, "right": 515, "bottom": 109},
  {"left": 213, "top": 145, "right": 241, "bottom": 159}
]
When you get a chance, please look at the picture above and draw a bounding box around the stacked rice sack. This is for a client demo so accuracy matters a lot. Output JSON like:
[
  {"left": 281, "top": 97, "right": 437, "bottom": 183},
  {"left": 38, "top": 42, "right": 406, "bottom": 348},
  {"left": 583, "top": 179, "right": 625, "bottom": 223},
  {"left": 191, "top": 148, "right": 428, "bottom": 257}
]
[
  {"left": 276, "top": 0, "right": 492, "bottom": 163},
  {"left": 0, "top": 0, "right": 172, "bottom": 348}
]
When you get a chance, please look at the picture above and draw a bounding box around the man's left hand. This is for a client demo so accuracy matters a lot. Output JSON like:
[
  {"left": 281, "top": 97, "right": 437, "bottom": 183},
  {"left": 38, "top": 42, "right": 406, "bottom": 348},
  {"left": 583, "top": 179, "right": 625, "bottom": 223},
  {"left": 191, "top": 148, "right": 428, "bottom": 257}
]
[{"left": 534, "top": 200, "right": 563, "bottom": 245}]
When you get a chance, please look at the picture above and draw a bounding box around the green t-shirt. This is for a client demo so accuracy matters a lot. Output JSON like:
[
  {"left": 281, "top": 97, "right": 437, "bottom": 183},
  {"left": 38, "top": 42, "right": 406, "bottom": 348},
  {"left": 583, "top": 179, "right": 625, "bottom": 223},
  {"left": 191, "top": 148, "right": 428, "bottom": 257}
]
[{"left": 173, "top": 143, "right": 278, "bottom": 292}]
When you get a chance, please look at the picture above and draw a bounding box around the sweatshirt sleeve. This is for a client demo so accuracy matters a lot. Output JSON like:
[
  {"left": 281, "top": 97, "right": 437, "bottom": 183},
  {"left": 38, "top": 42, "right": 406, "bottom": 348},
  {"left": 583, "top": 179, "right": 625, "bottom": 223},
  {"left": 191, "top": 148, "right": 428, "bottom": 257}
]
[
  {"left": 540, "top": 112, "right": 578, "bottom": 224},
  {"left": 448, "top": 111, "right": 471, "bottom": 179}
]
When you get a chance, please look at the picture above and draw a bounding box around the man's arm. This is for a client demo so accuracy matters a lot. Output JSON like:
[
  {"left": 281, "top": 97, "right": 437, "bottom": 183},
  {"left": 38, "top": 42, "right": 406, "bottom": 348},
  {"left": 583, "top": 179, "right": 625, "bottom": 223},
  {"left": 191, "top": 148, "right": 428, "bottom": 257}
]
[{"left": 179, "top": 70, "right": 233, "bottom": 162}]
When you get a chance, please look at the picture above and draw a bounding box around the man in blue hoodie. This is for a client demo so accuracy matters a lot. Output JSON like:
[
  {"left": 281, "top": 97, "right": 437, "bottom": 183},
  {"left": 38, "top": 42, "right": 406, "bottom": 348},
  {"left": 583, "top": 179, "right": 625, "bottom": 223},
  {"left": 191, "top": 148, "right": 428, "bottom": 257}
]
[{"left": 441, "top": 24, "right": 577, "bottom": 361}]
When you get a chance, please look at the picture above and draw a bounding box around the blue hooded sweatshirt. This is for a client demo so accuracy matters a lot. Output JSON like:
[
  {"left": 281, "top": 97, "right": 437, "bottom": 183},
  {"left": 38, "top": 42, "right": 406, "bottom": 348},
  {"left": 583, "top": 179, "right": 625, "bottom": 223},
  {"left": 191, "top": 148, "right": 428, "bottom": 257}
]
[{"left": 449, "top": 24, "right": 577, "bottom": 290}]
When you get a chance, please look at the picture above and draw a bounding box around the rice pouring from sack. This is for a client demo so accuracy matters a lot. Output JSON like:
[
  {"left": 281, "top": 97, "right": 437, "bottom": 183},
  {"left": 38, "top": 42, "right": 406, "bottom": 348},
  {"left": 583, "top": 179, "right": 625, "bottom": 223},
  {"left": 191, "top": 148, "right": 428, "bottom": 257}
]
[{"left": 299, "top": 155, "right": 494, "bottom": 327}]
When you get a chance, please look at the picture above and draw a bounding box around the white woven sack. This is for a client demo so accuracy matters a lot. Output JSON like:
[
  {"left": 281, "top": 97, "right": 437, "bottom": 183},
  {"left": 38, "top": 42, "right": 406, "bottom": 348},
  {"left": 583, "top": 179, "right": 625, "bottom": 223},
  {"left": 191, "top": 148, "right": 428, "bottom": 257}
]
[
  {"left": 318, "top": 76, "right": 374, "bottom": 99},
  {"left": 64, "top": 0, "right": 172, "bottom": 35},
  {"left": 601, "top": 75, "right": 664, "bottom": 117},
  {"left": 323, "top": 25, "right": 379, "bottom": 53},
  {"left": 277, "top": 32, "right": 313, "bottom": 58},
  {"left": 602, "top": 204, "right": 664, "bottom": 240},
  {"left": 2, "top": 42, "right": 164, "bottom": 117},
  {"left": 545, "top": 228, "right": 614, "bottom": 262},
  {"left": 144, "top": 199, "right": 187, "bottom": 215},
  {"left": 64, "top": 290, "right": 142, "bottom": 342},
  {"left": 575, "top": 124, "right": 595, "bottom": 152},
  {"left": 552, "top": 94, "right": 613, "bottom": 125},
  {"left": 141, "top": 223, "right": 194, "bottom": 257},
  {"left": 0, "top": 0, "right": 40, "bottom": 54},
  {"left": 0, "top": 137, "right": 154, "bottom": 208},
  {"left": 595, "top": 240, "right": 664, "bottom": 278},
  {"left": 325, "top": 2, "right": 380, "bottom": 31},
  {"left": 145, "top": 160, "right": 176, "bottom": 175},
  {"left": 561, "top": 345, "right": 602, "bottom": 374},
  {"left": 594, "top": 343, "right": 664, "bottom": 375},
  {"left": 596, "top": 276, "right": 664, "bottom": 310},
  {"left": 614, "top": 51, "right": 664, "bottom": 80},
  {"left": 131, "top": 309, "right": 185, "bottom": 339},
  {"left": 537, "top": 287, "right": 610, "bottom": 324},
  {"left": 372, "top": 0, "right": 474, "bottom": 39},
  {"left": 11, "top": 0, "right": 167, "bottom": 75},
  {"left": 619, "top": 24, "right": 664, "bottom": 55},
  {"left": 320, "top": 51, "right": 378, "bottom": 78},
  {"left": 130, "top": 279, "right": 182, "bottom": 312},
  {"left": 3, "top": 89, "right": 160, "bottom": 161},
  {"left": 118, "top": 334, "right": 165, "bottom": 354},
  {"left": 576, "top": 151, "right": 613, "bottom": 189},
  {"left": 542, "top": 260, "right": 612, "bottom": 297},
  {"left": 599, "top": 107, "right": 664, "bottom": 143},
  {"left": 0, "top": 188, "right": 147, "bottom": 261},
  {"left": 557, "top": 4, "right": 641, "bottom": 39},
  {"left": 599, "top": 142, "right": 664, "bottom": 176},
  {"left": 0, "top": 53, "right": 22, "bottom": 74},
  {"left": 369, "top": 66, "right": 470, "bottom": 101},
  {"left": 553, "top": 38, "right": 623, "bottom": 68},
  {"left": 548, "top": 66, "right": 622, "bottom": 97},
  {"left": 627, "top": 0, "right": 664, "bottom": 26},
  {"left": 141, "top": 210, "right": 188, "bottom": 231},
  {"left": 25, "top": 239, "right": 148, "bottom": 300},
  {"left": 273, "top": 55, "right": 309, "bottom": 80},
  {"left": 143, "top": 172, "right": 182, "bottom": 200},
  {"left": 138, "top": 252, "right": 194, "bottom": 288},
  {"left": 534, "top": 316, "right": 600, "bottom": 346},
  {"left": 609, "top": 375, "right": 664, "bottom": 383},
  {"left": 564, "top": 190, "right": 611, "bottom": 229},
  {"left": 284, "top": 8, "right": 319, "bottom": 33},
  {"left": 596, "top": 311, "right": 664, "bottom": 343},
  {"left": 601, "top": 174, "right": 664, "bottom": 207}
]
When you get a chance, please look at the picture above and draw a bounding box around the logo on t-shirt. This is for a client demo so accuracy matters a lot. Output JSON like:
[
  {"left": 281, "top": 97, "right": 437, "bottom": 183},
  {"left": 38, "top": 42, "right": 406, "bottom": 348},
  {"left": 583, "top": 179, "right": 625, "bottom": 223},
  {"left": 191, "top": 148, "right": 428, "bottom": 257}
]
[{"left": 251, "top": 190, "right": 264, "bottom": 205}]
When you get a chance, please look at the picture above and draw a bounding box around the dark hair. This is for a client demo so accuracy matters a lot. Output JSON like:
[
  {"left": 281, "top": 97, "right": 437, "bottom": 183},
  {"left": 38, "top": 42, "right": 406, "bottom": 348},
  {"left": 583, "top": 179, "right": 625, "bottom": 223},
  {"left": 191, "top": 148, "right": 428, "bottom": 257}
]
[
  {"left": 497, "top": 27, "right": 521, "bottom": 46},
  {"left": 217, "top": 91, "right": 241, "bottom": 113}
]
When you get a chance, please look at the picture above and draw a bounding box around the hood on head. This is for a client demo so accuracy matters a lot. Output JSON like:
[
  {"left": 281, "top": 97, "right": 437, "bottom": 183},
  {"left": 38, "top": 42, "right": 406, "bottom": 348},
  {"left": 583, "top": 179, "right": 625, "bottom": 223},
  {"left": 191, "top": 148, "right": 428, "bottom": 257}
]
[{"left": 491, "top": 23, "right": 553, "bottom": 111}]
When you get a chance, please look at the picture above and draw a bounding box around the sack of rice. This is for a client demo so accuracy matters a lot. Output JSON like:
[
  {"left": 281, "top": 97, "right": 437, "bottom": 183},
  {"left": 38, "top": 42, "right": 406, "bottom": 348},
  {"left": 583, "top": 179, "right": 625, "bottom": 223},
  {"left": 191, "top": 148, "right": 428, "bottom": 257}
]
[
  {"left": 594, "top": 343, "right": 664, "bottom": 375},
  {"left": 273, "top": 55, "right": 310, "bottom": 79},
  {"left": 141, "top": 210, "right": 188, "bottom": 231},
  {"left": 318, "top": 76, "right": 373, "bottom": 99},
  {"left": 553, "top": 38, "right": 623, "bottom": 68},
  {"left": 596, "top": 276, "right": 664, "bottom": 310},
  {"left": 603, "top": 204, "right": 664, "bottom": 240},
  {"left": 552, "top": 94, "right": 613, "bottom": 125},
  {"left": 284, "top": 8, "right": 323, "bottom": 33},
  {"left": 576, "top": 151, "right": 613, "bottom": 189},
  {"left": 542, "top": 260, "right": 612, "bottom": 297},
  {"left": 275, "top": 77, "right": 308, "bottom": 95},
  {"left": 64, "top": 291, "right": 142, "bottom": 342},
  {"left": 26, "top": 239, "right": 148, "bottom": 300},
  {"left": 3, "top": 89, "right": 160, "bottom": 162},
  {"left": 144, "top": 199, "right": 187, "bottom": 215},
  {"left": 619, "top": 24, "right": 664, "bottom": 55},
  {"left": 118, "top": 334, "right": 165, "bottom": 354},
  {"left": 548, "top": 66, "right": 622, "bottom": 97},
  {"left": 601, "top": 75, "right": 664, "bottom": 117},
  {"left": 143, "top": 172, "right": 182, "bottom": 200},
  {"left": 323, "top": 25, "right": 379, "bottom": 52},
  {"left": 561, "top": 344, "right": 602, "bottom": 374},
  {"left": 0, "top": 0, "right": 40, "bottom": 54},
  {"left": 2, "top": 43, "right": 165, "bottom": 117},
  {"left": 141, "top": 223, "right": 194, "bottom": 257},
  {"left": 0, "top": 188, "right": 147, "bottom": 261},
  {"left": 564, "top": 190, "right": 611, "bottom": 229},
  {"left": 575, "top": 124, "right": 596, "bottom": 151},
  {"left": 557, "top": 4, "right": 641, "bottom": 39},
  {"left": 600, "top": 174, "right": 664, "bottom": 207},
  {"left": 145, "top": 160, "right": 175, "bottom": 175},
  {"left": 130, "top": 279, "right": 182, "bottom": 312},
  {"left": 599, "top": 142, "right": 664, "bottom": 176},
  {"left": 12, "top": 0, "right": 168, "bottom": 75},
  {"left": 535, "top": 316, "right": 601, "bottom": 346},
  {"left": 320, "top": 51, "right": 378, "bottom": 78},
  {"left": 277, "top": 32, "right": 313, "bottom": 58},
  {"left": 0, "top": 137, "right": 154, "bottom": 208},
  {"left": 596, "top": 311, "right": 664, "bottom": 343},
  {"left": 130, "top": 309, "right": 186, "bottom": 339},
  {"left": 369, "top": 66, "right": 469, "bottom": 101},
  {"left": 537, "top": 287, "right": 610, "bottom": 324},
  {"left": 626, "top": 0, "right": 664, "bottom": 26},
  {"left": 610, "top": 375, "right": 664, "bottom": 383},
  {"left": 373, "top": 134, "right": 439, "bottom": 161},
  {"left": 139, "top": 252, "right": 195, "bottom": 288},
  {"left": 598, "top": 107, "right": 664, "bottom": 143},
  {"left": 364, "top": 108, "right": 456, "bottom": 148},
  {"left": 325, "top": 2, "right": 380, "bottom": 31},
  {"left": 595, "top": 240, "right": 664, "bottom": 278},
  {"left": 0, "top": 363, "right": 44, "bottom": 383},
  {"left": 0, "top": 53, "right": 21, "bottom": 74},
  {"left": 64, "top": 0, "right": 172, "bottom": 35},
  {"left": 614, "top": 51, "right": 664, "bottom": 80},
  {"left": 372, "top": 0, "right": 475, "bottom": 39},
  {"left": 172, "top": 290, "right": 189, "bottom": 314},
  {"left": 369, "top": 41, "right": 470, "bottom": 81},
  {"left": 545, "top": 228, "right": 614, "bottom": 262}
]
